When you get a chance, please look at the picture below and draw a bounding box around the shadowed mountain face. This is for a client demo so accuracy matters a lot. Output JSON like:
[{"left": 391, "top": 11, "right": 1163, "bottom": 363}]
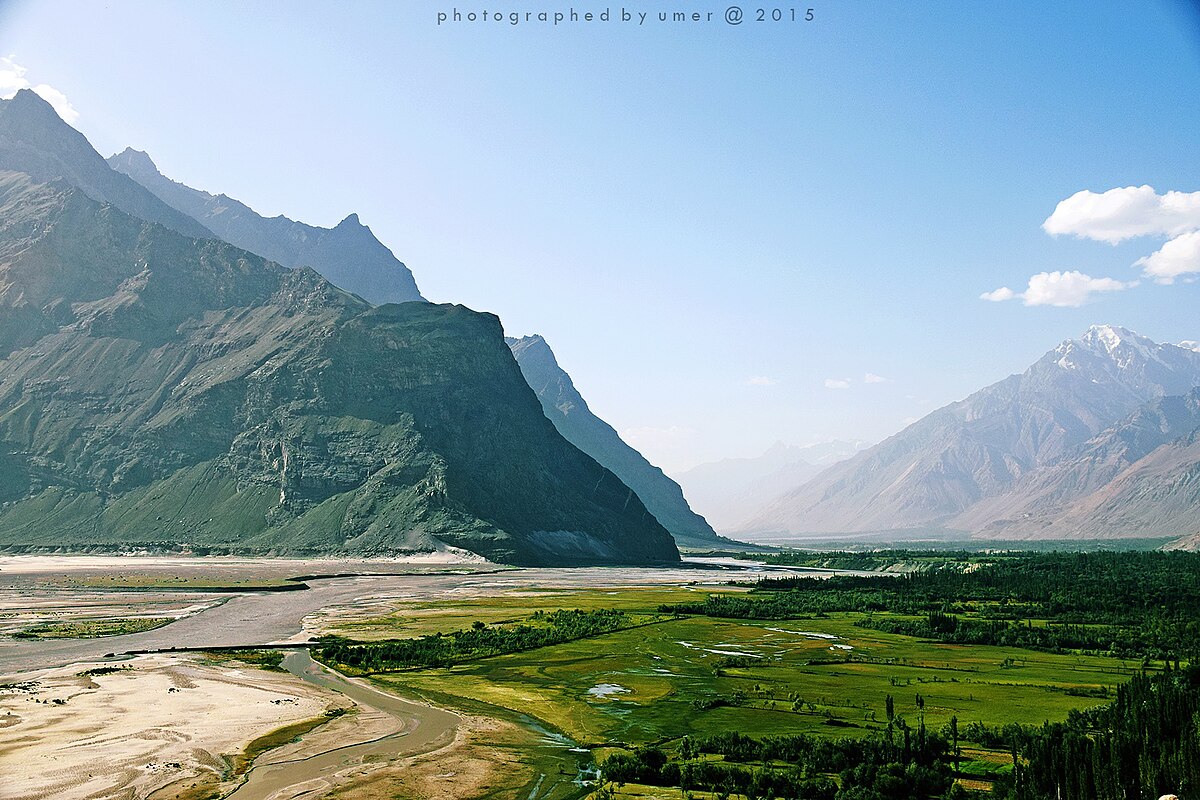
[
  {"left": 506, "top": 335, "right": 744, "bottom": 550},
  {"left": 107, "top": 147, "right": 424, "bottom": 306},
  {"left": 741, "top": 326, "right": 1200, "bottom": 541},
  {"left": 0, "top": 171, "right": 679, "bottom": 565},
  {"left": 0, "top": 90, "right": 213, "bottom": 240}
]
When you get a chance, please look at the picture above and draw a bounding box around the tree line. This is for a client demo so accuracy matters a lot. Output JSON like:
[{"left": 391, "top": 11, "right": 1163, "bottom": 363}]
[
  {"left": 313, "top": 608, "right": 628, "bottom": 672},
  {"left": 600, "top": 666, "right": 1199, "bottom": 800},
  {"left": 661, "top": 552, "right": 1200, "bottom": 661}
]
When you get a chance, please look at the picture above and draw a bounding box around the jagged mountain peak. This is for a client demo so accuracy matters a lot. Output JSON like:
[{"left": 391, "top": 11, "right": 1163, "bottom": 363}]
[
  {"left": 1052, "top": 325, "right": 1199, "bottom": 376},
  {"left": 5, "top": 87, "right": 62, "bottom": 122},
  {"left": 109, "top": 146, "right": 159, "bottom": 175},
  {"left": 1078, "top": 323, "right": 1161, "bottom": 357},
  {"left": 507, "top": 334, "right": 551, "bottom": 354},
  {"left": 0, "top": 92, "right": 214, "bottom": 240},
  {"left": 106, "top": 145, "right": 424, "bottom": 304}
]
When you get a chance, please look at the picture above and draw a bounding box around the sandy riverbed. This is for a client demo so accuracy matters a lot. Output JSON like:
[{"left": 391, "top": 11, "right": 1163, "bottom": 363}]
[{"left": 0, "top": 654, "right": 350, "bottom": 800}]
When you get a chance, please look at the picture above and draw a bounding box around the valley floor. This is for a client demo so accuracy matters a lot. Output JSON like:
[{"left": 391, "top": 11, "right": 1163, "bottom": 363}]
[{"left": 0, "top": 555, "right": 1166, "bottom": 800}]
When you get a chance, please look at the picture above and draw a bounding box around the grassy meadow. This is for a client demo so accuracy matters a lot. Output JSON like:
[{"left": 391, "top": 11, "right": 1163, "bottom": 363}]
[{"left": 319, "top": 584, "right": 1154, "bottom": 798}]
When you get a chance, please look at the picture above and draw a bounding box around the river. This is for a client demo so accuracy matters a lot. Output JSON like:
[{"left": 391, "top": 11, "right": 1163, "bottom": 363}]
[{"left": 0, "top": 559, "right": 830, "bottom": 675}]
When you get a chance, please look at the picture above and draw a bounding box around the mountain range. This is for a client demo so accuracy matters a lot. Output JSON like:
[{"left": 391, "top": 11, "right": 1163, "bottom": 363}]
[
  {"left": 102, "top": 123, "right": 734, "bottom": 552},
  {"left": 0, "top": 88, "right": 682, "bottom": 565},
  {"left": 674, "top": 440, "right": 866, "bottom": 531},
  {"left": 742, "top": 325, "right": 1200, "bottom": 547},
  {"left": 106, "top": 147, "right": 423, "bottom": 306}
]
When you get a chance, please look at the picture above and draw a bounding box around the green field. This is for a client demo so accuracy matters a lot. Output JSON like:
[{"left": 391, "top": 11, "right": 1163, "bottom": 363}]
[
  {"left": 14, "top": 616, "right": 172, "bottom": 638},
  {"left": 376, "top": 610, "right": 1135, "bottom": 745},
  {"left": 318, "top": 585, "right": 1153, "bottom": 799}
]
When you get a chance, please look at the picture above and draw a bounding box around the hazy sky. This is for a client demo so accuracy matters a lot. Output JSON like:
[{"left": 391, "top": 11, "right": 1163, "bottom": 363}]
[{"left": 2, "top": 0, "right": 1199, "bottom": 473}]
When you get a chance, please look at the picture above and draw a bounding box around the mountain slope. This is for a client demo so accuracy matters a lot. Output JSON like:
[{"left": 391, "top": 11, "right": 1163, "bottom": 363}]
[
  {"left": 675, "top": 441, "right": 865, "bottom": 531},
  {"left": 0, "top": 90, "right": 213, "bottom": 240},
  {"left": 107, "top": 147, "right": 423, "bottom": 305},
  {"left": 1045, "top": 432, "right": 1200, "bottom": 544},
  {"left": 956, "top": 388, "right": 1200, "bottom": 537},
  {"left": 742, "top": 326, "right": 1200, "bottom": 539},
  {"left": 506, "top": 334, "right": 741, "bottom": 550},
  {"left": 0, "top": 171, "right": 679, "bottom": 565}
]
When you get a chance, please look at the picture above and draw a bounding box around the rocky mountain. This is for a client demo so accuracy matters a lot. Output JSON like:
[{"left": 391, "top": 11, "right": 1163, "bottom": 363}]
[
  {"left": 1035, "top": 427, "right": 1200, "bottom": 546},
  {"left": 506, "top": 334, "right": 743, "bottom": 550},
  {"left": 957, "top": 388, "right": 1200, "bottom": 538},
  {"left": 0, "top": 90, "right": 212, "bottom": 240},
  {"left": 742, "top": 326, "right": 1200, "bottom": 540},
  {"left": 675, "top": 441, "right": 866, "bottom": 531},
  {"left": 0, "top": 169, "right": 679, "bottom": 565},
  {"left": 107, "top": 147, "right": 423, "bottom": 305}
]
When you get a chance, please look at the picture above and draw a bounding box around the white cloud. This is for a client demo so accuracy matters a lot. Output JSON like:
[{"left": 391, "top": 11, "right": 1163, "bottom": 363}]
[
  {"left": 1022, "top": 271, "right": 1135, "bottom": 307},
  {"left": 747, "top": 375, "right": 777, "bottom": 386},
  {"left": 1043, "top": 186, "right": 1200, "bottom": 245},
  {"left": 863, "top": 373, "right": 889, "bottom": 384},
  {"left": 982, "top": 271, "right": 1135, "bottom": 308},
  {"left": 824, "top": 378, "right": 851, "bottom": 390},
  {"left": 0, "top": 56, "right": 26, "bottom": 96},
  {"left": 1134, "top": 231, "right": 1200, "bottom": 284},
  {"left": 0, "top": 56, "right": 78, "bottom": 124},
  {"left": 980, "top": 287, "right": 1016, "bottom": 302}
]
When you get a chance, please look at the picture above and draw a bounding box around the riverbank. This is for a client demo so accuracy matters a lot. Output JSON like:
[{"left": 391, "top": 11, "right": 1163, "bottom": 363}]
[{"left": 0, "top": 653, "right": 349, "bottom": 800}]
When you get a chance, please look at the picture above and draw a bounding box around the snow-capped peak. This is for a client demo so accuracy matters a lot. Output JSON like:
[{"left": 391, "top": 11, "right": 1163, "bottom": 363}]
[
  {"left": 1056, "top": 325, "right": 1168, "bottom": 371},
  {"left": 1181, "top": 341, "right": 1200, "bottom": 353},
  {"left": 1081, "top": 324, "right": 1145, "bottom": 354}
]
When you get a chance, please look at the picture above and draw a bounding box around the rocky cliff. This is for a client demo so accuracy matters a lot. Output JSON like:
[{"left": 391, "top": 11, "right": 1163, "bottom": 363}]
[{"left": 0, "top": 171, "right": 679, "bottom": 565}]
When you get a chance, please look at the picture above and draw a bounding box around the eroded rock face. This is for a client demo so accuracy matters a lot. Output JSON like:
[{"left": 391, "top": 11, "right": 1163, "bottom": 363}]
[{"left": 0, "top": 172, "right": 679, "bottom": 565}]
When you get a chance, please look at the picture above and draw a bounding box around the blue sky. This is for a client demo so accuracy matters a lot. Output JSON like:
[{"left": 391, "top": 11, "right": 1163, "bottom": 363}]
[{"left": 2, "top": 0, "right": 1199, "bottom": 472}]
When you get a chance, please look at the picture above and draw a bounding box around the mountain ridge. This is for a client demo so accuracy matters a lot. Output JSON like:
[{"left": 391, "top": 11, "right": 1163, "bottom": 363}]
[
  {"left": 106, "top": 146, "right": 424, "bottom": 305},
  {"left": 741, "top": 325, "right": 1200, "bottom": 541},
  {"left": 506, "top": 334, "right": 745, "bottom": 550},
  {"left": 0, "top": 167, "right": 679, "bottom": 565},
  {"left": 0, "top": 90, "right": 214, "bottom": 241}
]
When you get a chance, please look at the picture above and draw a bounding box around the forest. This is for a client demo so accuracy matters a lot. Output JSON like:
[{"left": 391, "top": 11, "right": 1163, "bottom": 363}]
[
  {"left": 600, "top": 666, "right": 1199, "bottom": 800},
  {"left": 314, "top": 608, "right": 630, "bottom": 671},
  {"left": 662, "top": 552, "right": 1200, "bottom": 661}
]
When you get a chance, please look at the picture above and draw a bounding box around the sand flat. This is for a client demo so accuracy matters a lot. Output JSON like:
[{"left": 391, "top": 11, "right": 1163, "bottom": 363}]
[{"left": 0, "top": 654, "right": 349, "bottom": 800}]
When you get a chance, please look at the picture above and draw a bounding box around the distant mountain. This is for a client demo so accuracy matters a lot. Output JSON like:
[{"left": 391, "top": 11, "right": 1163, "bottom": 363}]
[
  {"left": 0, "top": 107, "right": 679, "bottom": 566},
  {"left": 0, "top": 90, "right": 213, "bottom": 240},
  {"left": 958, "top": 388, "right": 1200, "bottom": 539},
  {"left": 742, "top": 326, "right": 1200, "bottom": 540},
  {"left": 1038, "top": 420, "right": 1200, "bottom": 546},
  {"left": 675, "top": 441, "right": 866, "bottom": 531},
  {"left": 506, "top": 334, "right": 745, "bottom": 550},
  {"left": 107, "top": 147, "right": 423, "bottom": 305}
]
